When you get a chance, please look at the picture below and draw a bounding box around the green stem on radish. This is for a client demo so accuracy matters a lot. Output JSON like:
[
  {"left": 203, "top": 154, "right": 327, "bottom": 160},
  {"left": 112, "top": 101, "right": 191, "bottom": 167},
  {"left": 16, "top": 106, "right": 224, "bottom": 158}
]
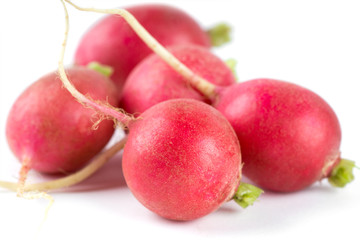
[
  {"left": 207, "top": 23, "right": 232, "bottom": 47},
  {"left": 63, "top": 0, "right": 217, "bottom": 100},
  {"left": 328, "top": 159, "right": 356, "bottom": 188},
  {"left": 0, "top": 138, "right": 127, "bottom": 192},
  {"left": 233, "top": 182, "right": 264, "bottom": 208},
  {"left": 87, "top": 61, "right": 114, "bottom": 78},
  {"left": 225, "top": 58, "right": 238, "bottom": 81}
]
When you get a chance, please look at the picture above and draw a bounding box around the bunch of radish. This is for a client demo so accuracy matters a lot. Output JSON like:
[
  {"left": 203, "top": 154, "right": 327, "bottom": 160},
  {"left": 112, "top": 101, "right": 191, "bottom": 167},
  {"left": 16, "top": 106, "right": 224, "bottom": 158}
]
[{"left": 0, "top": 0, "right": 355, "bottom": 222}]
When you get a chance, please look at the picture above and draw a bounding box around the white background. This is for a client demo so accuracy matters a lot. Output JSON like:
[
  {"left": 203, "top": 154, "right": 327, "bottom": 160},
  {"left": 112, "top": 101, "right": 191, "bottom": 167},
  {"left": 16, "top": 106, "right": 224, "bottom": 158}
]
[{"left": 1, "top": 0, "right": 359, "bottom": 239}]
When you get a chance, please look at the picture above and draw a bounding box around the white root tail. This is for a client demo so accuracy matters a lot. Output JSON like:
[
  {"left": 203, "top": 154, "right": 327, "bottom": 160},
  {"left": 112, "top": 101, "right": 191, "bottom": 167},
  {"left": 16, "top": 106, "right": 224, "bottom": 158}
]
[
  {"left": 58, "top": 0, "right": 134, "bottom": 126},
  {"left": 63, "top": 0, "right": 217, "bottom": 99},
  {"left": 0, "top": 137, "right": 127, "bottom": 192}
]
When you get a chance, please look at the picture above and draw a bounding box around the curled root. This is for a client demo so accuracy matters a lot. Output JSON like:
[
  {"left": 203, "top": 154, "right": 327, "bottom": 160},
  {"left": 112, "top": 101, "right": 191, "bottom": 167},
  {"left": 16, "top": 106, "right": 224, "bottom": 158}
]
[
  {"left": 21, "top": 190, "right": 54, "bottom": 219},
  {"left": 58, "top": 0, "right": 134, "bottom": 127},
  {"left": 16, "top": 157, "right": 54, "bottom": 233},
  {"left": 17, "top": 157, "right": 32, "bottom": 197},
  {"left": 63, "top": 0, "right": 217, "bottom": 100},
  {"left": 0, "top": 138, "right": 127, "bottom": 192},
  {"left": 85, "top": 94, "right": 136, "bottom": 130}
]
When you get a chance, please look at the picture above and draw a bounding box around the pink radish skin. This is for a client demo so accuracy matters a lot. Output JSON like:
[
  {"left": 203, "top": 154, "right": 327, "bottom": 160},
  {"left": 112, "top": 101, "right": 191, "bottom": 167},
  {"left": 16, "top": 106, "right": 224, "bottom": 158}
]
[
  {"left": 6, "top": 66, "right": 118, "bottom": 173},
  {"left": 120, "top": 44, "right": 236, "bottom": 114},
  {"left": 122, "top": 99, "right": 242, "bottom": 220},
  {"left": 63, "top": 0, "right": 354, "bottom": 191},
  {"left": 57, "top": 2, "right": 262, "bottom": 220},
  {"left": 75, "top": 4, "right": 211, "bottom": 91},
  {"left": 214, "top": 79, "right": 343, "bottom": 192}
]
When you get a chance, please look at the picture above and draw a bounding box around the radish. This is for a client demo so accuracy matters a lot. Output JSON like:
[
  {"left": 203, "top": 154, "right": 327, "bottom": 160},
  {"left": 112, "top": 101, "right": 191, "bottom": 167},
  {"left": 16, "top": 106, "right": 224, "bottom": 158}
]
[
  {"left": 120, "top": 44, "right": 236, "bottom": 114},
  {"left": 6, "top": 65, "right": 118, "bottom": 194},
  {"left": 74, "top": 3, "right": 230, "bottom": 91},
  {"left": 123, "top": 49, "right": 353, "bottom": 191},
  {"left": 213, "top": 79, "right": 355, "bottom": 191},
  {"left": 57, "top": 2, "right": 263, "bottom": 220},
  {"left": 63, "top": 0, "right": 355, "bottom": 192},
  {"left": 122, "top": 98, "right": 246, "bottom": 220}
]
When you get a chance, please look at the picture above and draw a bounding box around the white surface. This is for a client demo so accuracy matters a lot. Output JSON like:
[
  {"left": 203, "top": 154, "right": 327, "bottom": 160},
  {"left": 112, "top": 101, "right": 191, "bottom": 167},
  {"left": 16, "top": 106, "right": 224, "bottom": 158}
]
[{"left": 1, "top": 0, "right": 360, "bottom": 239}]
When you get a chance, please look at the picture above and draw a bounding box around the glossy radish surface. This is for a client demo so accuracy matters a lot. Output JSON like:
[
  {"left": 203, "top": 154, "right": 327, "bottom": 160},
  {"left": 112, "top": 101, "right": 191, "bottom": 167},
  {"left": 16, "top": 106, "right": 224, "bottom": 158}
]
[
  {"left": 60, "top": 59, "right": 262, "bottom": 219},
  {"left": 122, "top": 99, "right": 242, "bottom": 220},
  {"left": 120, "top": 44, "right": 236, "bottom": 114},
  {"left": 75, "top": 4, "right": 211, "bottom": 91},
  {"left": 59, "top": 21, "right": 262, "bottom": 219},
  {"left": 215, "top": 79, "right": 344, "bottom": 192},
  {"left": 73, "top": 2, "right": 353, "bottom": 191},
  {"left": 6, "top": 66, "right": 118, "bottom": 174}
]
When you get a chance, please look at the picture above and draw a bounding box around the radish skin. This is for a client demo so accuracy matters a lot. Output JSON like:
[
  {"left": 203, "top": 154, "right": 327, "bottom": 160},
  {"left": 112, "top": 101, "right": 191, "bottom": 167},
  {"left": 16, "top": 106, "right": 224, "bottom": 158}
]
[
  {"left": 75, "top": 4, "right": 214, "bottom": 91},
  {"left": 213, "top": 79, "right": 350, "bottom": 191},
  {"left": 6, "top": 67, "right": 118, "bottom": 174},
  {"left": 58, "top": 1, "right": 263, "bottom": 220},
  {"left": 122, "top": 99, "right": 243, "bottom": 220},
  {"left": 62, "top": 0, "right": 355, "bottom": 192},
  {"left": 120, "top": 44, "right": 236, "bottom": 114},
  {"left": 64, "top": 0, "right": 217, "bottom": 99}
]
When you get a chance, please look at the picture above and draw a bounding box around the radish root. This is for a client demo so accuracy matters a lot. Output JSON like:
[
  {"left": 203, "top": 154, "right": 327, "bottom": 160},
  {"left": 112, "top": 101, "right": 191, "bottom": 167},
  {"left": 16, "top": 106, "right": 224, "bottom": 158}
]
[
  {"left": 17, "top": 156, "right": 31, "bottom": 197},
  {"left": 58, "top": 0, "right": 134, "bottom": 126},
  {"left": 63, "top": 0, "right": 217, "bottom": 100},
  {"left": 0, "top": 137, "right": 127, "bottom": 192},
  {"left": 16, "top": 158, "right": 55, "bottom": 232}
]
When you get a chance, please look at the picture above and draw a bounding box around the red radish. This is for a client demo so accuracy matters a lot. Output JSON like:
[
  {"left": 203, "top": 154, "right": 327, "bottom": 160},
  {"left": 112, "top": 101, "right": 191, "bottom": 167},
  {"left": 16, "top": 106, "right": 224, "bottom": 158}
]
[
  {"left": 131, "top": 45, "right": 355, "bottom": 191},
  {"left": 57, "top": 3, "right": 263, "bottom": 220},
  {"left": 6, "top": 65, "right": 118, "bottom": 194},
  {"left": 122, "top": 99, "right": 243, "bottom": 220},
  {"left": 123, "top": 47, "right": 352, "bottom": 191},
  {"left": 63, "top": 0, "right": 355, "bottom": 192},
  {"left": 75, "top": 4, "right": 230, "bottom": 91},
  {"left": 122, "top": 46, "right": 354, "bottom": 191},
  {"left": 213, "top": 79, "right": 354, "bottom": 191},
  {"left": 120, "top": 44, "right": 236, "bottom": 114}
]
